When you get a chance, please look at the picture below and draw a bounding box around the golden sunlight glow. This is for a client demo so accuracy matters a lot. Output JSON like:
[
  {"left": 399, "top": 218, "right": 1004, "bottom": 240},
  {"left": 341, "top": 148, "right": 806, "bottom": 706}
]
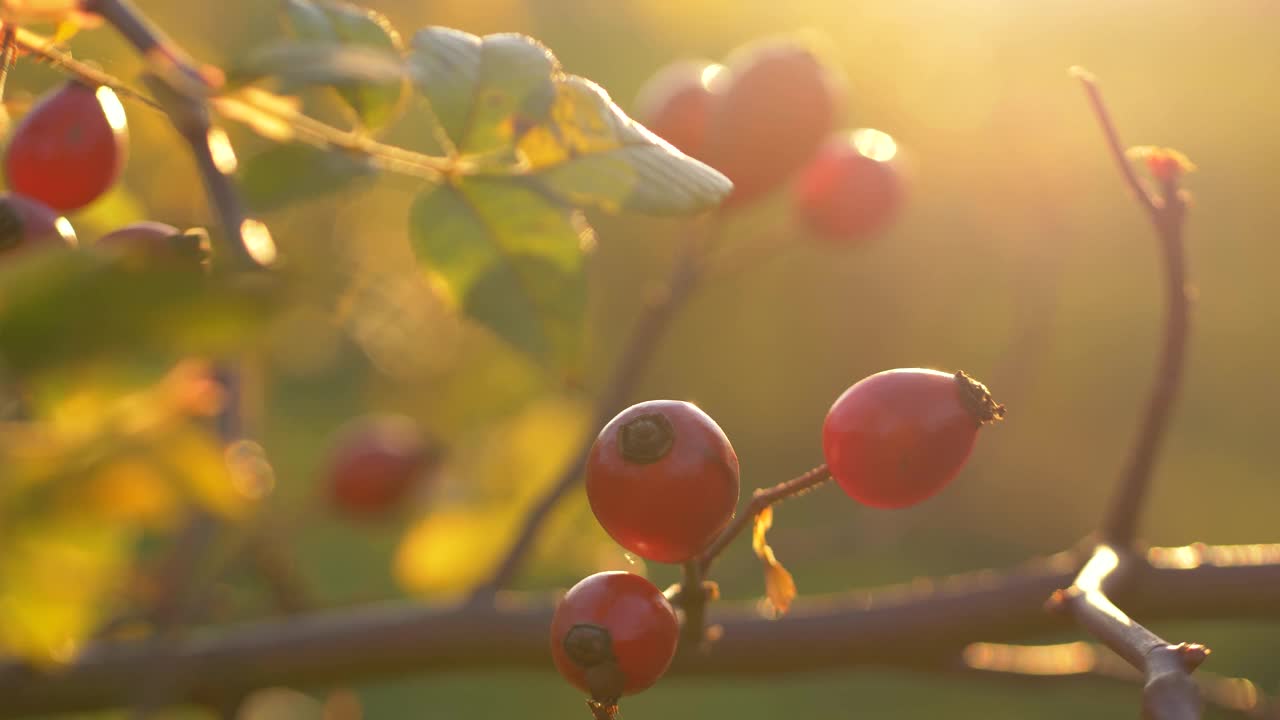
[
  {"left": 699, "top": 63, "right": 726, "bottom": 89},
  {"left": 240, "top": 219, "right": 277, "bottom": 266},
  {"left": 207, "top": 127, "right": 238, "bottom": 175},
  {"left": 1075, "top": 544, "right": 1118, "bottom": 593},
  {"left": 94, "top": 86, "right": 127, "bottom": 133},
  {"left": 1148, "top": 543, "right": 1280, "bottom": 568},
  {"left": 53, "top": 217, "right": 77, "bottom": 246},
  {"left": 851, "top": 128, "right": 898, "bottom": 162},
  {"left": 962, "top": 642, "right": 1096, "bottom": 675}
]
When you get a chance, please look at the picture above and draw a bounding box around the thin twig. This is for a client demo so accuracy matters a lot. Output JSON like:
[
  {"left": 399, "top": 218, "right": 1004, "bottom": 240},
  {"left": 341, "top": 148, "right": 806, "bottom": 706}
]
[
  {"left": 0, "top": 25, "right": 17, "bottom": 101},
  {"left": 472, "top": 223, "right": 714, "bottom": 598},
  {"left": 1069, "top": 67, "right": 1158, "bottom": 216},
  {"left": 1073, "top": 68, "right": 1193, "bottom": 548},
  {"left": 3, "top": 543, "right": 1279, "bottom": 716},
  {"left": 9, "top": 24, "right": 163, "bottom": 110},
  {"left": 85, "top": 0, "right": 266, "bottom": 271},
  {"left": 696, "top": 464, "right": 831, "bottom": 575}
]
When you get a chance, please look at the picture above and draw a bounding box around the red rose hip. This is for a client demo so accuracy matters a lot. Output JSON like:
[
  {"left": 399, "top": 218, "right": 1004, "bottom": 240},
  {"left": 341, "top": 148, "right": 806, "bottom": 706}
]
[
  {"left": 586, "top": 400, "right": 739, "bottom": 563},
  {"left": 794, "top": 128, "right": 904, "bottom": 242},
  {"left": 703, "top": 38, "right": 845, "bottom": 207},
  {"left": 822, "top": 369, "right": 1004, "bottom": 509},
  {"left": 550, "top": 571, "right": 679, "bottom": 702},
  {"left": 633, "top": 59, "right": 722, "bottom": 158},
  {"left": 0, "top": 192, "right": 77, "bottom": 257},
  {"left": 327, "top": 414, "right": 440, "bottom": 519},
  {"left": 5, "top": 81, "right": 129, "bottom": 212}
]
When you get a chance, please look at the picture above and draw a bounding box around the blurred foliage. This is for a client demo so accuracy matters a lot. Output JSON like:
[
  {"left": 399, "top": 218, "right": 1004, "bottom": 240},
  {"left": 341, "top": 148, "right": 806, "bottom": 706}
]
[{"left": 0, "top": 0, "right": 1277, "bottom": 717}]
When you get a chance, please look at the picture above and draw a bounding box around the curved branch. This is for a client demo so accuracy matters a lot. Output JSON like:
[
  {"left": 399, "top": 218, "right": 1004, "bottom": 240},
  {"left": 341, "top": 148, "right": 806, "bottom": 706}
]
[
  {"left": 1073, "top": 68, "right": 1193, "bottom": 548},
  {"left": 4, "top": 544, "right": 1280, "bottom": 716}
]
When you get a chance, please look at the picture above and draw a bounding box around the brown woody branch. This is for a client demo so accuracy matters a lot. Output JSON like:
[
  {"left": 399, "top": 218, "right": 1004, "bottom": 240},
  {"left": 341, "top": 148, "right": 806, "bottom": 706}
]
[
  {"left": 2, "top": 543, "right": 1278, "bottom": 716},
  {"left": 1074, "top": 67, "right": 1193, "bottom": 549},
  {"left": 81, "top": 0, "right": 268, "bottom": 271},
  {"left": 1050, "top": 546, "right": 1206, "bottom": 719},
  {"left": 957, "top": 641, "right": 1273, "bottom": 718},
  {"left": 1056, "top": 69, "right": 1200, "bottom": 719}
]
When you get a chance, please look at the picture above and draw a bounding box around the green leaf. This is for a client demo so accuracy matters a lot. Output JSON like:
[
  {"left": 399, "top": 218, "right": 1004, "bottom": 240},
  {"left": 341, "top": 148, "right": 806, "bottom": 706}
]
[
  {"left": 239, "top": 142, "right": 377, "bottom": 212},
  {"left": 281, "top": 0, "right": 408, "bottom": 129},
  {"left": 519, "top": 76, "right": 732, "bottom": 214},
  {"left": 230, "top": 42, "right": 406, "bottom": 96},
  {"left": 0, "top": 249, "right": 279, "bottom": 379},
  {"left": 407, "top": 29, "right": 559, "bottom": 155},
  {"left": 408, "top": 178, "right": 585, "bottom": 366}
]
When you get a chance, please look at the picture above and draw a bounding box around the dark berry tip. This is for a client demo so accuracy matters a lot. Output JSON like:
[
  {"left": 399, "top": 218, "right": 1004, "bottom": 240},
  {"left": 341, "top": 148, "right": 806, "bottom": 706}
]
[
  {"left": 618, "top": 412, "right": 675, "bottom": 464},
  {"left": 953, "top": 371, "right": 1006, "bottom": 425},
  {"left": 563, "top": 623, "right": 615, "bottom": 668}
]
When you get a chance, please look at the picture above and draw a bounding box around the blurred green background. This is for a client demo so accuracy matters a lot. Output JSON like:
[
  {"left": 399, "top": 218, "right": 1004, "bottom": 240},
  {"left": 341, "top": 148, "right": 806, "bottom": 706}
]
[{"left": 10, "top": 0, "right": 1280, "bottom": 717}]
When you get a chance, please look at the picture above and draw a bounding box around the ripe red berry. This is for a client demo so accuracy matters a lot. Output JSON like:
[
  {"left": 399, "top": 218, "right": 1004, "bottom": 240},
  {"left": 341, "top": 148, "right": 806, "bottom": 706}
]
[
  {"left": 703, "top": 39, "right": 844, "bottom": 207},
  {"left": 586, "top": 400, "right": 739, "bottom": 563},
  {"left": 5, "top": 81, "right": 129, "bottom": 212},
  {"left": 550, "top": 571, "right": 679, "bottom": 703},
  {"left": 327, "top": 414, "right": 440, "bottom": 519},
  {"left": 793, "top": 129, "right": 904, "bottom": 241},
  {"left": 0, "top": 192, "right": 77, "bottom": 257},
  {"left": 96, "top": 222, "right": 210, "bottom": 264},
  {"left": 822, "top": 369, "right": 1004, "bottom": 509},
  {"left": 634, "top": 59, "right": 722, "bottom": 158}
]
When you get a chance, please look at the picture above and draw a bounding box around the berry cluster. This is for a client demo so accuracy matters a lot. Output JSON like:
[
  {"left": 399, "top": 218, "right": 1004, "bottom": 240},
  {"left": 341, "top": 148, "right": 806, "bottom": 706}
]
[
  {"left": 551, "top": 369, "right": 1003, "bottom": 710},
  {"left": 0, "top": 80, "right": 210, "bottom": 265},
  {"left": 635, "top": 37, "right": 904, "bottom": 243}
]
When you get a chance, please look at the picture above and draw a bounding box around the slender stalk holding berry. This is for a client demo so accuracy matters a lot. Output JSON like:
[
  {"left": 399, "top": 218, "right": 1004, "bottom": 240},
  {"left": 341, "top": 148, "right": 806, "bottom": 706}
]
[{"left": 696, "top": 464, "right": 831, "bottom": 575}]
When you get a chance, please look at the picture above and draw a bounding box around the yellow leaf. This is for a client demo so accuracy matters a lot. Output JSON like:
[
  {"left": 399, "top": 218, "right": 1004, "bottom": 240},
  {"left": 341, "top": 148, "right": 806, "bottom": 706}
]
[
  {"left": 395, "top": 398, "right": 590, "bottom": 595},
  {"left": 87, "top": 460, "right": 180, "bottom": 528},
  {"left": 751, "top": 506, "right": 797, "bottom": 616},
  {"left": 153, "top": 427, "right": 251, "bottom": 518},
  {"left": 394, "top": 508, "right": 514, "bottom": 595},
  {"left": 0, "top": 520, "right": 133, "bottom": 665}
]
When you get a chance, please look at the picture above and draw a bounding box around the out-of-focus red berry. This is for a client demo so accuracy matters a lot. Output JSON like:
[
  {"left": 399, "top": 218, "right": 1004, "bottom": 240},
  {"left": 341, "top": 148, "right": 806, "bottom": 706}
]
[
  {"left": 702, "top": 39, "right": 845, "bottom": 207},
  {"left": 327, "top": 414, "right": 441, "bottom": 519},
  {"left": 0, "top": 192, "right": 77, "bottom": 258},
  {"left": 5, "top": 82, "right": 129, "bottom": 212},
  {"left": 793, "top": 129, "right": 904, "bottom": 242},
  {"left": 634, "top": 59, "right": 723, "bottom": 158}
]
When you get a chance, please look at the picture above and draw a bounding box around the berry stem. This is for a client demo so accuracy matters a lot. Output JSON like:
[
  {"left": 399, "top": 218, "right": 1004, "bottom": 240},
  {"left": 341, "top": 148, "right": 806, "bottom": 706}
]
[
  {"left": 679, "top": 561, "right": 709, "bottom": 646},
  {"left": 0, "top": 25, "right": 16, "bottom": 102},
  {"left": 1073, "top": 69, "right": 1193, "bottom": 549},
  {"left": 586, "top": 700, "right": 618, "bottom": 720},
  {"left": 696, "top": 464, "right": 831, "bottom": 575}
]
